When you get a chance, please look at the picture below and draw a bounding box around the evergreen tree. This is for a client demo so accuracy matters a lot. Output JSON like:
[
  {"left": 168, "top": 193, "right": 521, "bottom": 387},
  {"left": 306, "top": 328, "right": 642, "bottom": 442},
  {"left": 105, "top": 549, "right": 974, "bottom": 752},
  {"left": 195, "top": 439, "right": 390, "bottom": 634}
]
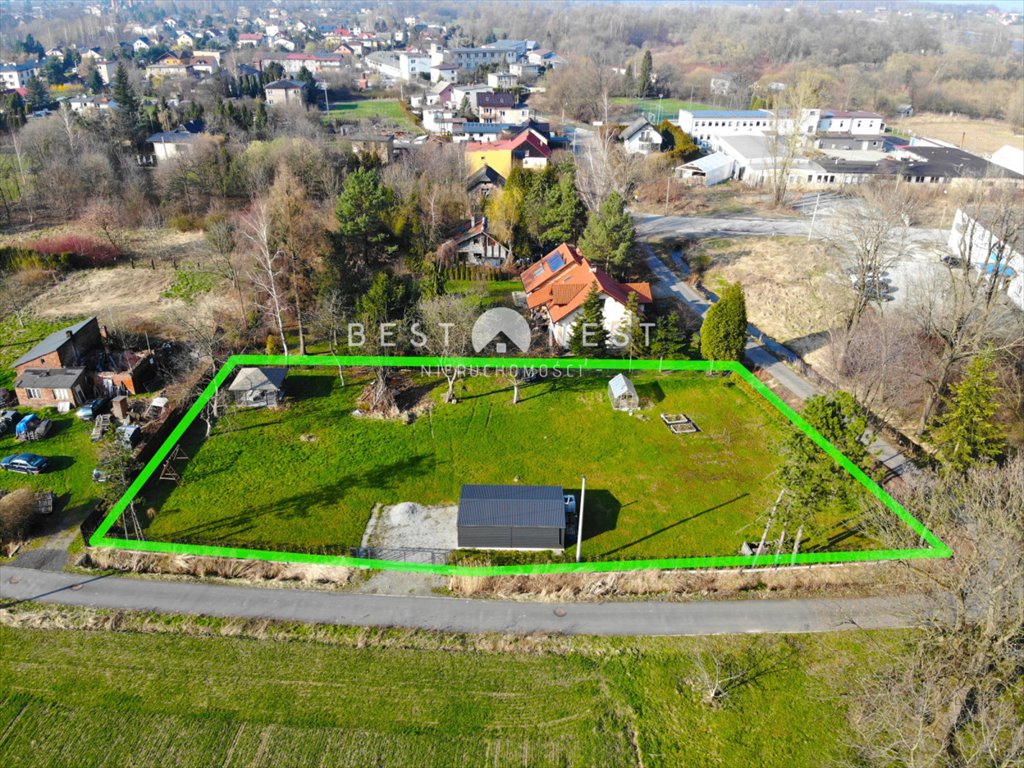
[
  {"left": 658, "top": 119, "right": 700, "bottom": 162},
  {"left": 623, "top": 63, "right": 635, "bottom": 98},
  {"left": 539, "top": 170, "right": 585, "bottom": 247},
  {"left": 700, "top": 282, "right": 747, "bottom": 362},
  {"left": 568, "top": 286, "right": 607, "bottom": 357},
  {"left": 578, "top": 191, "right": 635, "bottom": 276},
  {"left": 638, "top": 49, "right": 653, "bottom": 98},
  {"left": 111, "top": 60, "right": 140, "bottom": 138},
  {"left": 929, "top": 351, "right": 1006, "bottom": 474},
  {"left": 86, "top": 69, "right": 104, "bottom": 94},
  {"left": 780, "top": 391, "right": 871, "bottom": 517},
  {"left": 649, "top": 314, "right": 683, "bottom": 360},
  {"left": 43, "top": 56, "right": 66, "bottom": 85},
  {"left": 332, "top": 167, "right": 398, "bottom": 279},
  {"left": 296, "top": 65, "right": 317, "bottom": 105},
  {"left": 620, "top": 291, "right": 648, "bottom": 358},
  {"left": 24, "top": 75, "right": 50, "bottom": 111}
]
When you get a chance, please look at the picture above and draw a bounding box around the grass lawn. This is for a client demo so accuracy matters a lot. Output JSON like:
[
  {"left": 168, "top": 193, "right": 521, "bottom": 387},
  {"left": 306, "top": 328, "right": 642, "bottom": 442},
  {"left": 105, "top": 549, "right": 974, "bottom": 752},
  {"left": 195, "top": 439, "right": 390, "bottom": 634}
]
[
  {"left": 141, "top": 368, "right": 872, "bottom": 559},
  {"left": 0, "top": 618, "right": 889, "bottom": 767},
  {"left": 0, "top": 410, "right": 100, "bottom": 520},
  {"left": 445, "top": 279, "right": 521, "bottom": 309},
  {"left": 326, "top": 99, "right": 419, "bottom": 131}
]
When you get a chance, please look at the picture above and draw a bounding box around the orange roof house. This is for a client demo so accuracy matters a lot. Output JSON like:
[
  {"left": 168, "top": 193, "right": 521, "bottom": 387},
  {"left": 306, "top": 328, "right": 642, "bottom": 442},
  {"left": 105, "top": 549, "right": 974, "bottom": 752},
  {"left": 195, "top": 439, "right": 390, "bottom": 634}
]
[
  {"left": 465, "top": 129, "right": 552, "bottom": 177},
  {"left": 520, "top": 244, "right": 652, "bottom": 348}
]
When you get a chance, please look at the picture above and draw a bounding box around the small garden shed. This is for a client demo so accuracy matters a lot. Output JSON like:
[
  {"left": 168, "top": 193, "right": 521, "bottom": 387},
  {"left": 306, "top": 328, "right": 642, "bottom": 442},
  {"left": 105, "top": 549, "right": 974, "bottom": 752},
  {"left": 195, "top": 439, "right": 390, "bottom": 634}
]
[
  {"left": 457, "top": 484, "right": 566, "bottom": 550},
  {"left": 228, "top": 367, "right": 286, "bottom": 408},
  {"left": 608, "top": 374, "right": 639, "bottom": 411}
]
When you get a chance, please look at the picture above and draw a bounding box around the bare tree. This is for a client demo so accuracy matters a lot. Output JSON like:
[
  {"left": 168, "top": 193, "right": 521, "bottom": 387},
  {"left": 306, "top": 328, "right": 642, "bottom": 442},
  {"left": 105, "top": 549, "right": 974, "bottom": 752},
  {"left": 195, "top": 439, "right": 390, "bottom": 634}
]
[
  {"left": 847, "top": 457, "right": 1024, "bottom": 767},
  {"left": 765, "top": 72, "right": 830, "bottom": 207},
  {"left": 240, "top": 199, "right": 290, "bottom": 357},
  {"left": 417, "top": 294, "right": 478, "bottom": 403},
  {"left": 684, "top": 637, "right": 800, "bottom": 708}
]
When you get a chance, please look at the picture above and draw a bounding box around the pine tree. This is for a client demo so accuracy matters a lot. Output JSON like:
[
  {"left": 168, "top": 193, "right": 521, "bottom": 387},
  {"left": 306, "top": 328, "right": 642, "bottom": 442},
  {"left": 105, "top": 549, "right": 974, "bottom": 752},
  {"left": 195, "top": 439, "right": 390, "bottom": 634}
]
[
  {"left": 623, "top": 63, "right": 636, "bottom": 98},
  {"left": 111, "top": 60, "right": 140, "bottom": 138},
  {"left": 332, "top": 167, "right": 397, "bottom": 279},
  {"left": 638, "top": 49, "right": 653, "bottom": 98},
  {"left": 700, "top": 282, "right": 747, "bottom": 363},
  {"left": 86, "top": 69, "right": 104, "bottom": 94},
  {"left": 620, "top": 291, "right": 648, "bottom": 358},
  {"left": 649, "top": 315, "right": 683, "bottom": 360},
  {"left": 929, "top": 351, "right": 1006, "bottom": 473},
  {"left": 578, "top": 191, "right": 635, "bottom": 276},
  {"left": 568, "top": 286, "right": 607, "bottom": 357},
  {"left": 24, "top": 75, "right": 49, "bottom": 111},
  {"left": 539, "top": 170, "right": 585, "bottom": 247}
]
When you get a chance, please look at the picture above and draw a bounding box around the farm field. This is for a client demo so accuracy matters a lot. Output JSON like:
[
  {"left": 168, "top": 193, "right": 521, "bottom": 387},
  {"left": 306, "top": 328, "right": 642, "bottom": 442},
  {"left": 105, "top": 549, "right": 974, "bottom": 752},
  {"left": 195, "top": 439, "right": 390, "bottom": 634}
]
[
  {"left": 327, "top": 99, "right": 419, "bottom": 131},
  {"left": 140, "top": 368, "right": 874, "bottom": 560},
  {"left": 889, "top": 112, "right": 1023, "bottom": 157},
  {"left": 0, "top": 620, "right": 888, "bottom": 767}
]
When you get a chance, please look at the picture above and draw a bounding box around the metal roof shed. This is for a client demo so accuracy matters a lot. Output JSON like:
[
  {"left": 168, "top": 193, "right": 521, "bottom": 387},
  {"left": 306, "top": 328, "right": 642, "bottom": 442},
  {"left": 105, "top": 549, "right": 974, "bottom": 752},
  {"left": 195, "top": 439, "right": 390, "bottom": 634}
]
[
  {"left": 457, "top": 484, "right": 566, "bottom": 549},
  {"left": 227, "top": 367, "right": 287, "bottom": 408},
  {"left": 608, "top": 374, "right": 639, "bottom": 411}
]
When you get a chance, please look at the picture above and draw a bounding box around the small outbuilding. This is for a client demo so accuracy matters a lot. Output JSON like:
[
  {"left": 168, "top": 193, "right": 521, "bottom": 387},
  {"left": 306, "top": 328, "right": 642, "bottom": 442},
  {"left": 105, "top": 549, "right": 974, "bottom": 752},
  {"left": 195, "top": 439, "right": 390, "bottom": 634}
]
[
  {"left": 227, "top": 367, "right": 287, "bottom": 408},
  {"left": 675, "top": 152, "right": 734, "bottom": 186},
  {"left": 457, "top": 484, "right": 566, "bottom": 549},
  {"left": 608, "top": 373, "right": 639, "bottom": 412}
]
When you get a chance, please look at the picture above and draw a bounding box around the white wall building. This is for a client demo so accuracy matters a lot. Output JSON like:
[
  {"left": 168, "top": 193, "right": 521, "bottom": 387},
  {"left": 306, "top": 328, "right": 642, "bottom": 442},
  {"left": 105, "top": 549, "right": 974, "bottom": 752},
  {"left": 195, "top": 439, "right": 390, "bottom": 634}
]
[{"left": 948, "top": 208, "right": 1024, "bottom": 311}]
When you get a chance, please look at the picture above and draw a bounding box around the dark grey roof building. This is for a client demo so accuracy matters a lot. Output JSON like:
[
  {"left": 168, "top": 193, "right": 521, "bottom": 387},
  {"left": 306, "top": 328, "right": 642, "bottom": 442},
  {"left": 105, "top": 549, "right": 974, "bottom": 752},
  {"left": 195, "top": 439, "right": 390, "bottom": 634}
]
[{"left": 457, "top": 484, "right": 566, "bottom": 549}]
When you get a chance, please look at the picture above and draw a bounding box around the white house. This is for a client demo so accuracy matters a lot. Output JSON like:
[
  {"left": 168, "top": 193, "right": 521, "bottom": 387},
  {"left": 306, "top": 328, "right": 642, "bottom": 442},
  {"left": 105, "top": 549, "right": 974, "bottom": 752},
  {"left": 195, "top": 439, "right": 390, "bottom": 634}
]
[
  {"left": 618, "top": 117, "right": 663, "bottom": 155},
  {"left": 147, "top": 127, "right": 201, "bottom": 163},
  {"left": 264, "top": 79, "right": 305, "bottom": 107},
  {"left": 520, "top": 243, "right": 653, "bottom": 347},
  {"left": 948, "top": 208, "right": 1024, "bottom": 311},
  {"left": 486, "top": 71, "right": 518, "bottom": 89},
  {"left": 675, "top": 152, "right": 734, "bottom": 186},
  {"left": 398, "top": 51, "right": 431, "bottom": 81},
  {"left": 0, "top": 61, "right": 41, "bottom": 90}
]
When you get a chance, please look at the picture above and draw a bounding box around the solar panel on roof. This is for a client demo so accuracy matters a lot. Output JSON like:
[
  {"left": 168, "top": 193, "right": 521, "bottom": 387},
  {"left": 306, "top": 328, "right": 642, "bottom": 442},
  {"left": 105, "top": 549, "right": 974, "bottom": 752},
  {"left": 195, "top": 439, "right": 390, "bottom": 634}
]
[{"left": 546, "top": 254, "right": 565, "bottom": 271}]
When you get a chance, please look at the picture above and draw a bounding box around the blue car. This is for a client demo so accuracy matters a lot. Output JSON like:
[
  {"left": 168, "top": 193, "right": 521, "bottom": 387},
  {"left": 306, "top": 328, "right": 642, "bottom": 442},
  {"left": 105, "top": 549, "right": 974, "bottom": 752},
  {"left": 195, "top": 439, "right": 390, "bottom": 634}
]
[{"left": 1, "top": 453, "right": 50, "bottom": 474}]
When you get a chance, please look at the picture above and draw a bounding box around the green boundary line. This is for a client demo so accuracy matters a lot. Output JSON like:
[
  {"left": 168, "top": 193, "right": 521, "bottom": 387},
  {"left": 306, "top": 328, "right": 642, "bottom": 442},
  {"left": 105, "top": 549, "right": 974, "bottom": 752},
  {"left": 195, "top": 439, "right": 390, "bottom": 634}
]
[{"left": 89, "top": 356, "right": 951, "bottom": 575}]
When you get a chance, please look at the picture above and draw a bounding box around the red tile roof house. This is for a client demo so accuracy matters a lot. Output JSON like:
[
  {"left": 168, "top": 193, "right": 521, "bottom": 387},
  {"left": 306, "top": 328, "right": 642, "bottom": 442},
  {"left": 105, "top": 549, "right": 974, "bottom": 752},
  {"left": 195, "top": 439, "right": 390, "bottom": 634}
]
[{"left": 520, "top": 244, "right": 653, "bottom": 348}]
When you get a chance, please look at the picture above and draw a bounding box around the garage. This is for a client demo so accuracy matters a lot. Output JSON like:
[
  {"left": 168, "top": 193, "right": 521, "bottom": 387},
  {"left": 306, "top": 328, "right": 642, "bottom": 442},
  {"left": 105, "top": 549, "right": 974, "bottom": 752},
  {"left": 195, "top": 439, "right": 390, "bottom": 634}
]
[{"left": 457, "top": 484, "right": 566, "bottom": 550}]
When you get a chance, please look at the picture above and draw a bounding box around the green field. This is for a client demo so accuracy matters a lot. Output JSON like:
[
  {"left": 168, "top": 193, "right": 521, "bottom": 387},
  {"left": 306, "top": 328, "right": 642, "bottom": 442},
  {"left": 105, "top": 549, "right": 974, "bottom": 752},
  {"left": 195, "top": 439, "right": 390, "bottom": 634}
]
[
  {"left": 613, "top": 97, "right": 714, "bottom": 122},
  {"left": 0, "top": 410, "right": 99, "bottom": 519},
  {"left": 0, "top": 618, "right": 887, "bottom": 767},
  {"left": 326, "top": 99, "right": 419, "bottom": 131},
  {"left": 140, "top": 369, "right": 871, "bottom": 559}
]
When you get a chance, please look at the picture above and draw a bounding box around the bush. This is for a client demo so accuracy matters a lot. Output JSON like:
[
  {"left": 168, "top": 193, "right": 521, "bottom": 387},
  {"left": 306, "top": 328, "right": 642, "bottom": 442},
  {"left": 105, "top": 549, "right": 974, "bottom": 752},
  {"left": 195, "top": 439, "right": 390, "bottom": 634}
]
[
  {"left": 168, "top": 213, "right": 203, "bottom": 232},
  {"left": 0, "top": 488, "right": 38, "bottom": 544},
  {"left": 30, "top": 234, "right": 119, "bottom": 268}
]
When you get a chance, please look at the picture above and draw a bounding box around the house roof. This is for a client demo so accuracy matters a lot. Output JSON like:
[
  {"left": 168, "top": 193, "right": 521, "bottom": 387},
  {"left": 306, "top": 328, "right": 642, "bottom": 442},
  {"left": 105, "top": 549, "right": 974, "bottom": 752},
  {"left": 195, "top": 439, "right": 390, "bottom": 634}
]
[
  {"left": 457, "top": 484, "right": 566, "bottom": 529},
  {"left": 684, "top": 109, "right": 772, "bottom": 119},
  {"left": 16, "top": 367, "right": 87, "bottom": 390},
  {"left": 464, "top": 129, "right": 551, "bottom": 158},
  {"left": 264, "top": 78, "right": 304, "bottom": 89},
  {"left": 147, "top": 127, "right": 200, "bottom": 143},
  {"left": 822, "top": 110, "right": 883, "bottom": 120},
  {"left": 677, "top": 152, "right": 733, "bottom": 174},
  {"left": 228, "top": 367, "right": 287, "bottom": 392},
  {"left": 477, "top": 92, "right": 516, "bottom": 109},
  {"left": 521, "top": 245, "right": 652, "bottom": 323},
  {"left": 13, "top": 318, "right": 95, "bottom": 368},
  {"left": 466, "top": 164, "right": 506, "bottom": 191},
  {"left": 619, "top": 117, "right": 654, "bottom": 141}
]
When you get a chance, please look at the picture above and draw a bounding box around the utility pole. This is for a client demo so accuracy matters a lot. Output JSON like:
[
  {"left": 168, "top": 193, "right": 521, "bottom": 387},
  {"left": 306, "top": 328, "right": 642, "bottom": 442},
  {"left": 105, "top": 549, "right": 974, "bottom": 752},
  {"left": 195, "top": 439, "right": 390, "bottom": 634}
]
[
  {"left": 665, "top": 174, "right": 671, "bottom": 214},
  {"left": 807, "top": 191, "right": 821, "bottom": 242},
  {"left": 575, "top": 475, "right": 586, "bottom": 563}
]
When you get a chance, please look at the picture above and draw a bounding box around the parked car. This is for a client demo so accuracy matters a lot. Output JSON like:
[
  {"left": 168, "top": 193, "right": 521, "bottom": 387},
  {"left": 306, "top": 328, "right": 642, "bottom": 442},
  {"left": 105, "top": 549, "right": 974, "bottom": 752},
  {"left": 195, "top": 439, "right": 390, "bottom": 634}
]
[
  {"left": 76, "top": 397, "right": 111, "bottom": 421},
  {"left": 941, "top": 254, "right": 965, "bottom": 268},
  {"left": 0, "top": 410, "right": 19, "bottom": 435},
  {"left": 1, "top": 453, "right": 50, "bottom": 474}
]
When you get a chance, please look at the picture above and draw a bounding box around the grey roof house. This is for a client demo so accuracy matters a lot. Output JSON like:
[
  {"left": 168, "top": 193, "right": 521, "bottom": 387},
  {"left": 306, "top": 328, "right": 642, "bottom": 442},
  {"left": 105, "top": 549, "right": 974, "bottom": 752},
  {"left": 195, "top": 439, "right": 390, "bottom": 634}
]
[{"left": 228, "top": 367, "right": 287, "bottom": 408}]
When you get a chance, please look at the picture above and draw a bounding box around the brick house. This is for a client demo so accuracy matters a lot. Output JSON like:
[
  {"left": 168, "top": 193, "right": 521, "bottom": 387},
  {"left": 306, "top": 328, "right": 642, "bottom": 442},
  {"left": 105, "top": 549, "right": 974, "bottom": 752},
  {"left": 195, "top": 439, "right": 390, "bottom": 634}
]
[{"left": 12, "top": 317, "right": 156, "bottom": 408}]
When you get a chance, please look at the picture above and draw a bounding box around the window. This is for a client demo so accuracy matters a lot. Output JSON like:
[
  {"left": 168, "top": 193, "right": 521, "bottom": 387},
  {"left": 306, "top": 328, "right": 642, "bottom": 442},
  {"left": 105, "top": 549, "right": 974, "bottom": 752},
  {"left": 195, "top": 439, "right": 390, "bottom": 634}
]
[
  {"left": 54, "top": 389, "right": 71, "bottom": 401},
  {"left": 26, "top": 388, "right": 43, "bottom": 400}
]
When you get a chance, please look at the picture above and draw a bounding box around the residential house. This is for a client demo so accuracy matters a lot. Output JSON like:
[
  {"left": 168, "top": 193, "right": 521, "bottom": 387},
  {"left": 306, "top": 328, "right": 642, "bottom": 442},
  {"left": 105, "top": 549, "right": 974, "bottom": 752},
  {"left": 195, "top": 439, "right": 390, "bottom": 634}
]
[
  {"left": 439, "top": 216, "right": 511, "bottom": 268},
  {"left": 486, "top": 71, "right": 518, "bottom": 89},
  {"left": 465, "top": 128, "right": 551, "bottom": 177},
  {"left": 422, "top": 107, "right": 461, "bottom": 134},
  {"left": 476, "top": 92, "right": 530, "bottom": 124},
  {"left": 146, "top": 52, "right": 193, "bottom": 80},
  {"left": 190, "top": 56, "right": 219, "bottom": 75},
  {"left": 257, "top": 52, "right": 346, "bottom": 77},
  {"left": 237, "top": 33, "right": 264, "bottom": 47},
  {"left": 228, "top": 367, "right": 287, "bottom": 408},
  {"left": 450, "top": 83, "right": 495, "bottom": 114},
  {"left": 0, "top": 61, "right": 41, "bottom": 90},
  {"left": 454, "top": 123, "right": 510, "bottom": 143},
  {"left": 147, "top": 126, "right": 202, "bottom": 162},
  {"left": 429, "top": 62, "right": 459, "bottom": 83},
  {"left": 425, "top": 81, "right": 455, "bottom": 108},
  {"left": 177, "top": 32, "right": 197, "bottom": 48},
  {"left": 526, "top": 49, "right": 564, "bottom": 68},
  {"left": 264, "top": 79, "right": 305, "bottom": 107},
  {"left": 618, "top": 117, "right": 662, "bottom": 155},
  {"left": 132, "top": 37, "right": 152, "bottom": 52},
  {"left": 509, "top": 62, "right": 540, "bottom": 79},
  {"left": 520, "top": 244, "right": 653, "bottom": 347},
  {"left": 79, "top": 47, "right": 104, "bottom": 63},
  {"left": 450, "top": 47, "right": 512, "bottom": 72},
  {"left": 94, "top": 59, "right": 116, "bottom": 85},
  {"left": 466, "top": 164, "right": 506, "bottom": 197}
]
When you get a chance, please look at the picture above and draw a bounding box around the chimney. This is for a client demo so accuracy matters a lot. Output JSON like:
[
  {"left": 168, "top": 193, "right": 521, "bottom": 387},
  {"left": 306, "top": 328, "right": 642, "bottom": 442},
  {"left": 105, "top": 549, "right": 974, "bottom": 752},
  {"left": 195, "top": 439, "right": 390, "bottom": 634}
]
[{"left": 470, "top": 215, "right": 476, "bottom": 227}]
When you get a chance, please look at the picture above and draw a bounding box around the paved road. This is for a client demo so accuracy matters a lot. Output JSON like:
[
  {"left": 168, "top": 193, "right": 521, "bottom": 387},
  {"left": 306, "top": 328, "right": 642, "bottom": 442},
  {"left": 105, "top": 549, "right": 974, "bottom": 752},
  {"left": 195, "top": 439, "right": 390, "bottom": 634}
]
[
  {"left": 641, "top": 240, "right": 915, "bottom": 477},
  {"left": 0, "top": 566, "right": 932, "bottom": 636},
  {"left": 636, "top": 212, "right": 811, "bottom": 240}
]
